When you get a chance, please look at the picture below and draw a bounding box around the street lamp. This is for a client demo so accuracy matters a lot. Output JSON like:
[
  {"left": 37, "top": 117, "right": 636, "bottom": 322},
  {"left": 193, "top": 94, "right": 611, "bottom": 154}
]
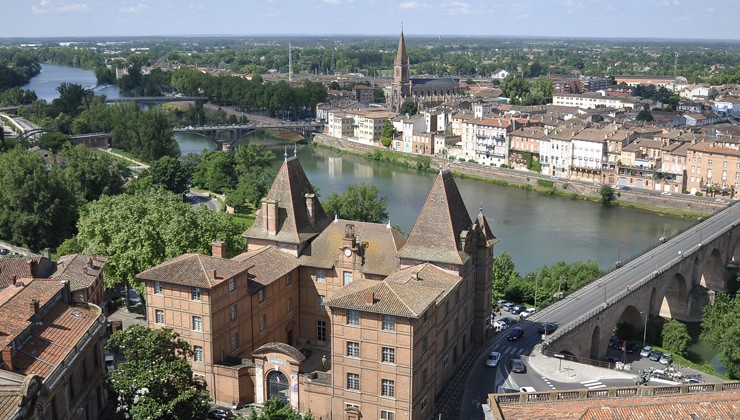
[{"left": 641, "top": 311, "right": 648, "bottom": 347}]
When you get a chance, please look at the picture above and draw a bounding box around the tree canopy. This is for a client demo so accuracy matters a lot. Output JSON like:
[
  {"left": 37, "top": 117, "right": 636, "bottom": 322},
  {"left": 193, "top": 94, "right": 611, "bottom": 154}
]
[
  {"left": 246, "top": 398, "right": 313, "bottom": 420},
  {"left": 73, "top": 188, "right": 244, "bottom": 294},
  {"left": 323, "top": 183, "right": 389, "bottom": 223},
  {"left": 661, "top": 319, "right": 692, "bottom": 357},
  {"left": 599, "top": 184, "right": 616, "bottom": 204},
  {"left": 700, "top": 292, "right": 740, "bottom": 379},
  {"left": 106, "top": 325, "right": 211, "bottom": 420}
]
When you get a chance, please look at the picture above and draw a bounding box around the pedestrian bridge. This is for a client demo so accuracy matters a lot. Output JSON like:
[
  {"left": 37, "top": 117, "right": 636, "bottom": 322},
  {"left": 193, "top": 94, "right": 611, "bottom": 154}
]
[{"left": 542, "top": 202, "right": 740, "bottom": 360}]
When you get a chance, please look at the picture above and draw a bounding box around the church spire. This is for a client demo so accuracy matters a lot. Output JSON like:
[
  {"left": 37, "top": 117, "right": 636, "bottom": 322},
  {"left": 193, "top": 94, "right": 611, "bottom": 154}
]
[{"left": 395, "top": 28, "right": 408, "bottom": 66}]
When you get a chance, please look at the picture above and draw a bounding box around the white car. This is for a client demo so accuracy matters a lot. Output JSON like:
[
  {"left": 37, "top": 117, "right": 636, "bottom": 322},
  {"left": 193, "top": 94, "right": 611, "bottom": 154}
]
[
  {"left": 521, "top": 308, "right": 536, "bottom": 318},
  {"left": 519, "top": 386, "right": 536, "bottom": 393},
  {"left": 661, "top": 191, "right": 672, "bottom": 196},
  {"left": 640, "top": 346, "right": 652, "bottom": 358},
  {"left": 486, "top": 351, "right": 501, "bottom": 367},
  {"left": 660, "top": 353, "right": 673, "bottom": 365}
]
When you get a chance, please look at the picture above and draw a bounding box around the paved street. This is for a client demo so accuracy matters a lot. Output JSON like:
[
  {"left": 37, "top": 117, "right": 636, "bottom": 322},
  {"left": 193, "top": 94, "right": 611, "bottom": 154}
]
[{"left": 185, "top": 190, "right": 221, "bottom": 212}]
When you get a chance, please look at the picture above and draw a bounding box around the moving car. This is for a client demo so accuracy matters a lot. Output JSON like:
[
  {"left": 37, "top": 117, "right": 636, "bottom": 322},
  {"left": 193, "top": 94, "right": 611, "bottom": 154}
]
[
  {"left": 507, "top": 326, "right": 524, "bottom": 341},
  {"left": 649, "top": 350, "right": 663, "bottom": 362},
  {"left": 661, "top": 191, "right": 672, "bottom": 196},
  {"left": 659, "top": 353, "right": 673, "bottom": 365},
  {"left": 521, "top": 308, "right": 536, "bottom": 318},
  {"left": 626, "top": 343, "right": 641, "bottom": 354},
  {"left": 621, "top": 186, "right": 632, "bottom": 191},
  {"left": 500, "top": 317, "right": 517, "bottom": 326},
  {"left": 511, "top": 359, "right": 526, "bottom": 373},
  {"left": 486, "top": 351, "right": 501, "bottom": 367},
  {"left": 492, "top": 320, "right": 508, "bottom": 331},
  {"left": 683, "top": 374, "right": 702, "bottom": 384},
  {"left": 640, "top": 346, "right": 652, "bottom": 358},
  {"left": 537, "top": 322, "right": 557, "bottom": 335},
  {"left": 509, "top": 305, "right": 526, "bottom": 315},
  {"left": 519, "top": 386, "right": 536, "bottom": 392}
]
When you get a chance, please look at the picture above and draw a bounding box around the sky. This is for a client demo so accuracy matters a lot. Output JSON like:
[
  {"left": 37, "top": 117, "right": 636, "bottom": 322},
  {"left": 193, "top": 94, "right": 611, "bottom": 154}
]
[{"left": 1, "top": 0, "right": 739, "bottom": 40}]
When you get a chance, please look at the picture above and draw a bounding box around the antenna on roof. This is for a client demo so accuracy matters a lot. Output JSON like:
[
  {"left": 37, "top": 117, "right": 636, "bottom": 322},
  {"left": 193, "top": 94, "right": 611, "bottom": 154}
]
[{"left": 284, "top": 145, "right": 288, "bottom": 162}]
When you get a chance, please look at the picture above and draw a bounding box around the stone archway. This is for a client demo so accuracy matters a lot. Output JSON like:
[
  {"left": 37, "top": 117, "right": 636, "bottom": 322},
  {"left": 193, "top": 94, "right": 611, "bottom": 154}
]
[
  {"left": 612, "top": 305, "right": 643, "bottom": 342},
  {"left": 266, "top": 370, "right": 289, "bottom": 404},
  {"left": 660, "top": 273, "right": 689, "bottom": 319},
  {"left": 590, "top": 325, "right": 601, "bottom": 360},
  {"left": 649, "top": 287, "right": 660, "bottom": 316},
  {"left": 700, "top": 248, "right": 725, "bottom": 291}
]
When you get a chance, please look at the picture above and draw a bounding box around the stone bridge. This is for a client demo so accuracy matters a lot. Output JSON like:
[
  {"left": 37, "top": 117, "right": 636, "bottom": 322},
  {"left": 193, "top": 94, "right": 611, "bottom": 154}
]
[
  {"left": 544, "top": 203, "right": 740, "bottom": 360},
  {"left": 174, "top": 122, "right": 323, "bottom": 144}
]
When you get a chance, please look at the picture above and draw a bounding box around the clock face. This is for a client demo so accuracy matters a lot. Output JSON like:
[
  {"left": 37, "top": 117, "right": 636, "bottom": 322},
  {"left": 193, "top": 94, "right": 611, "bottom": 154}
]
[{"left": 344, "top": 248, "right": 352, "bottom": 257}]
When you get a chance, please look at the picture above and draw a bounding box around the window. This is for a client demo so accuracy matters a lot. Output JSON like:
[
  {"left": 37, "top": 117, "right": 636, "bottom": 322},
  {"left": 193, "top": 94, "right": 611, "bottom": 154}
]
[
  {"left": 191, "top": 287, "right": 201, "bottom": 301},
  {"left": 381, "top": 347, "right": 395, "bottom": 363},
  {"left": 343, "top": 271, "right": 353, "bottom": 286},
  {"left": 258, "top": 289, "right": 265, "bottom": 303},
  {"left": 154, "top": 280, "right": 162, "bottom": 294},
  {"left": 155, "top": 309, "right": 164, "bottom": 324},
  {"left": 381, "top": 379, "right": 395, "bottom": 397},
  {"left": 423, "top": 337, "right": 428, "bottom": 352},
  {"left": 287, "top": 297, "right": 293, "bottom": 313},
  {"left": 317, "top": 321, "right": 326, "bottom": 342},
  {"left": 228, "top": 278, "right": 236, "bottom": 292},
  {"left": 347, "top": 373, "right": 360, "bottom": 391},
  {"left": 316, "top": 269, "right": 326, "bottom": 283},
  {"left": 260, "top": 314, "right": 266, "bottom": 331},
  {"left": 422, "top": 368, "right": 428, "bottom": 383},
  {"left": 347, "top": 341, "right": 360, "bottom": 358},
  {"left": 381, "top": 411, "right": 395, "bottom": 420},
  {"left": 286, "top": 272, "right": 292, "bottom": 286},
  {"left": 194, "top": 346, "right": 204, "bottom": 362},
  {"left": 347, "top": 310, "right": 360, "bottom": 326},
  {"left": 231, "top": 333, "right": 239, "bottom": 351},
  {"left": 382, "top": 315, "right": 395, "bottom": 331},
  {"left": 317, "top": 295, "right": 326, "bottom": 308},
  {"left": 192, "top": 316, "right": 202, "bottom": 331},
  {"left": 230, "top": 304, "right": 238, "bottom": 321}
]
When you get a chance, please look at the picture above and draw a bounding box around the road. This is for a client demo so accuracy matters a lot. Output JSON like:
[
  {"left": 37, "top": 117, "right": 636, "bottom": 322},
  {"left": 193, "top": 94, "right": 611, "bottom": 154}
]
[
  {"left": 460, "top": 201, "right": 740, "bottom": 419},
  {"left": 185, "top": 191, "right": 221, "bottom": 212}
]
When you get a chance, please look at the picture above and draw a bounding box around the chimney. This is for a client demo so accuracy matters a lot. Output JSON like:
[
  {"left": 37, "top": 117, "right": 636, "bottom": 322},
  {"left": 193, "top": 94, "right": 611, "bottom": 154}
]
[
  {"left": 30, "top": 299, "right": 39, "bottom": 321},
  {"left": 11, "top": 275, "right": 16, "bottom": 287},
  {"left": 1, "top": 347, "right": 13, "bottom": 372},
  {"left": 42, "top": 248, "right": 51, "bottom": 259},
  {"left": 364, "top": 292, "right": 374, "bottom": 305},
  {"left": 212, "top": 241, "right": 227, "bottom": 259},
  {"left": 87, "top": 258, "right": 93, "bottom": 268},
  {"left": 305, "top": 193, "right": 316, "bottom": 226},
  {"left": 261, "top": 198, "right": 278, "bottom": 236},
  {"left": 411, "top": 272, "right": 419, "bottom": 281},
  {"left": 212, "top": 270, "right": 218, "bottom": 280}
]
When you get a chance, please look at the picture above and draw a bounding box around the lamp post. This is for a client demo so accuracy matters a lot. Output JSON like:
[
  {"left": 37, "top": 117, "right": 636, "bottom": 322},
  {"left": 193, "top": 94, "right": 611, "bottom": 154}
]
[{"left": 641, "top": 310, "right": 648, "bottom": 348}]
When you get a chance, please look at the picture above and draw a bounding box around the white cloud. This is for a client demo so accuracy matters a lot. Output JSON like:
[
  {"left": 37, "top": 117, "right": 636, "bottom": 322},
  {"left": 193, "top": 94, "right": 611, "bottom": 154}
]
[
  {"left": 707, "top": 7, "right": 715, "bottom": 13},
  {"left": 32, "top": 0, "right": 89, "bottom": 14},
  {"left": 399, "top": 1, "right": 418, "bottom": 9},
  {"left": 119, "top": 3, "right": 148, "bottom": 14},
  {"left": 656, "top": 1, "right": 679, "bottom": 8},
  {"left": 322, "top": 0, "right": 343, "bottom": 4},
  {"left": 443, "top": 2, "right": 473, "bottom": 15}
]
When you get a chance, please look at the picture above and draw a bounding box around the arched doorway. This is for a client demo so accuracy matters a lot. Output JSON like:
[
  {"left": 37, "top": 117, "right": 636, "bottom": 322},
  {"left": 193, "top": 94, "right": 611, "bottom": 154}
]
[{"left": 267, "top": 370, "right": 289, "bottom": 403}]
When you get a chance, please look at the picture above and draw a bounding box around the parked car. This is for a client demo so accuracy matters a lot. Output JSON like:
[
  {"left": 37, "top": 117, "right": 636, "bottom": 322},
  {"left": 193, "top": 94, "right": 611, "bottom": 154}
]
[
  {"left": 500, "top": 302, "right": 514, "bottom": 311},
  {"left": 614, "top": 339, "right": 627, "bottom": 351},
  {"left": 660, "top": 353, "right": 673, "bottom": 365},
  {"left": 621, "top": 186, "right": 632, "bottom": 191},
  {"left": 537, "top": 322, "right": 557, "bottom": 335},
  {"left": 509, "top": 305, "right": 526, "bottom": 315},
  {"left": 521, "top": 308, "right": 536, "bottom": 318},
  {"left": 0, "top": 249, "right": 8, "bottom": 255},
  {"left": 609, "top": 336, "right": 620, "bottom": 348},
  {"left": 500, "top": 317, "right": 517, "bottom": 326},
  {"left": 105, "top": 354, "right": 115, "bottom": 373},
  {"left": 497, "top": 299, "right": 510, "bottom": 308},
  {"left": 486, "top": 351, "right": 501, "bottom": 367},
  {"left": 519, "top": 386, "right": 536, "bottom": 392},
  {"left": 492, "top": 320, "right": 508, "bottom": 331},
  {"left": 511, "top": 359, "right": 526, "bottom": 373},
  {"left": 661, "top": 191, "right": 672, "bottom": 196},
  {"left": 121, "top": 289, "right": 142, "bottom": 306},
  {"left": 207, "top": 408, "right": 232, "bottom": 419},
  {"left": 640, "top": 346, "right": 652, "bottom": 358},
  {"left": 649, "top": 350, "right": 664, "bottom": 362},
  {"left": 507, "top": 327, "right": 524, "bottom": 341},
  {"left": 683, "top": 374, "right": 702, "bottom": 384},
  {"left": 626, "top": 343, "right": 641, "bottom": 354}
]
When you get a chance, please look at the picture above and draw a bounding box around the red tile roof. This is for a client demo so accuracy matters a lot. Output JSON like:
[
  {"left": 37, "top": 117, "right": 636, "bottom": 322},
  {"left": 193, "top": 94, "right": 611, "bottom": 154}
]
[{"left": 136, "top": 253, "right": 253, "bottom": 289}]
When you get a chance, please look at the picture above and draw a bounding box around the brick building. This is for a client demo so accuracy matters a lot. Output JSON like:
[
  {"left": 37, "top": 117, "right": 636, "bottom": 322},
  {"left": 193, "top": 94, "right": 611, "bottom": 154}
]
[{"left": 139, "top": 155, "right": 497, "bottom": 418}]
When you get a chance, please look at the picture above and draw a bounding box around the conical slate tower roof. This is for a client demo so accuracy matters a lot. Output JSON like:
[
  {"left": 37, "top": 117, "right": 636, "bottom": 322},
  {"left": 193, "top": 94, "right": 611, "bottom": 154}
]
[
  {"left": 397, "top": 170, "right": 472, "bottom": 265},
  {"left": 395, "top": 30, "right": 408, "bottom": 66},
  {"left": 244, "top": 156, "right": 329, "bottom": 245}
]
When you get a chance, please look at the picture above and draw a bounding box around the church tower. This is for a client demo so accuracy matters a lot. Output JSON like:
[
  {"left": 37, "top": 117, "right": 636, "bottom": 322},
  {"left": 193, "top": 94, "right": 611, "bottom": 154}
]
[{"left": 389, "top": 30, "right": 411, "bottom": 112}]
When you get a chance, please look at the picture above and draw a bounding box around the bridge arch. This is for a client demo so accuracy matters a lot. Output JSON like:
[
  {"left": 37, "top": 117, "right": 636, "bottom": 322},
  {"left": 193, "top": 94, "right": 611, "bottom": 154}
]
[
  {"left": 660, "top": 273, "right": 689, "bottom": 319},
  {"left": 612, "top": 305, "right": 643, "bottom": 341},
  {"left": 700, "top": 248, "right": 725, "bottom": 291},
  {"left": 649, "top": 286, "right": 661, "bottom": 316},
  {"left": 590, "top": 325, "right": 602, "bottom": 360}
]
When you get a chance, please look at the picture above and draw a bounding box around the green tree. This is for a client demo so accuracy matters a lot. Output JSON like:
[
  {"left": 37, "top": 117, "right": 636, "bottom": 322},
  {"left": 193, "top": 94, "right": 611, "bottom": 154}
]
[
  {"left": 60, "top": 144, "right": 128, "bottom": 203},
  {"left": 701, "top": 292, "right": 740, "bottom": 379},
  {"left": 323, "top": 183, "right": 388, "bottom": 223},
  {"left": 193, "top": 151, "right": 235, "bottom": 194},
  {"left": 501, "top": 75, "right": 530, "bottom": 103},
  {"left": 106, "top": 325, "right": 211, "bottom": 420},
  {"left": 247, "top": 397, "right": 313, "bottom": 420},
  {"left": 373, "top": 87, "right": 385, "bottom": 103},
  {"left": 37, "top": 132, "right": 72, "bottom": 154},
  {"left": 530, "top": 77, "right": 554, "bottom": 104},
  {"left": 661, "top": 319, "right": 692, "bottom": 357},
  {"left": 492, "top": 251, "right": 519, "bottom": 304},
  {"left": 226, "top": 168, "right": 275, "bottom": 213},
  {"left": 380, "top": 120, "right": 395, "bottom": 147},
  {"left": 52, "top": 82, "right": 94, "bottom": 118},
  {"left": 399, "top": 99, "right": 417, "bottom": 116},
  {"left": 599, "top": 184, "right": 616, "bottom": 204},
  {"left": 146, "top": 156, "right": 190, "bottom": 194},
  {"left": 74, "top": 188, "right": 244, "bottom": 295},
  {"left": 0, "top": 147, "right": 77, "bottom": 250},
  {"left": 636, "top": 110, "right": 654, "bottom": 122},
  {"left": 233, "top": 143, "right": 276, "bottom": 175}
]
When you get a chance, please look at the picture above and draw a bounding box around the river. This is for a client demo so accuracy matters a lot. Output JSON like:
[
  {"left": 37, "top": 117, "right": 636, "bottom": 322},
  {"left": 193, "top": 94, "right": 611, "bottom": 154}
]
[{"left": 25, "top": 64, "right": 724, "bottom": 370}]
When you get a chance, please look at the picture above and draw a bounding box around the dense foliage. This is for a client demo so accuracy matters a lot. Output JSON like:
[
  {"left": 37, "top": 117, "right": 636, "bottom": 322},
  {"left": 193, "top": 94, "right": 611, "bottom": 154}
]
[
  {"left": 599, "top": 184, "right": 616, "bottom": 204},
  {"left": 700, "top": 292, "right": 740, "bottom": 379},
  {"left": 323, "top": 183, "right": 389, "bottom": 223},
  {"left": 0, "top": 49, "right": 41, "bottom": 93},
  {"left": 247, "top": 398, "right": 313, "bottom": 420},
  {"left": 72, "top": 188, "right": 244, "bottom": 294},
  {"left": 106, "top": 326, "right": 211, "bottom": 420},
  {"left": 661, "top": 319, "right": 692, "bottom": 357}
]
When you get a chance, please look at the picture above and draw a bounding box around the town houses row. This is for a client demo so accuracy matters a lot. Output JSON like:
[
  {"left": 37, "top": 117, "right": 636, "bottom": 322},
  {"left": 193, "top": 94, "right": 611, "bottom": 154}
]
[{"left": 316, "top": 85, "right": 740, "bottom": 196}]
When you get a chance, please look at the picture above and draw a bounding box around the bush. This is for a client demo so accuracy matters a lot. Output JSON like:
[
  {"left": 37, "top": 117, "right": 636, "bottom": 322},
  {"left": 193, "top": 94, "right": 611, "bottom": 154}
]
[
  {"left": 695, "top": 192, "right": 703, "bottom": 196},
  {"left": 661, "top": 319, "right": 692, "bottom": 357},
  {"left": 537, "top": 179, "right": 554, "bottom": 188},
  {"left": 468, "top": 159, "right": 477, "bottom": 163}
]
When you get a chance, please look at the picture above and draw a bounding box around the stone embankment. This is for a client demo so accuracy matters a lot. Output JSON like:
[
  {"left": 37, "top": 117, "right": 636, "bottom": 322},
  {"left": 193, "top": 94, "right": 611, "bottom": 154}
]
[{"left": 311, "top": 133, "right": 725, "bottom": 216}]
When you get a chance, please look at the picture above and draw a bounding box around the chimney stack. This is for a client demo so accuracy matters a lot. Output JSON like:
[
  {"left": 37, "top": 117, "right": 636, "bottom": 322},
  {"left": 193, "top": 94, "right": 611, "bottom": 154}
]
[
  {"left": 42, "top": 248, "right": 51, "bottom": 260},
  {"left": 305, "top": 193, "right": 316, "bottom": 226},
  {"left": 30, "top": 299, "right": 39, "bottom": 320},
  {"left": 364, "top": 292, "right": 374, "bottom": 305},
  {"left": 261, "top": 198, "right": 279, "bottom": 236},
  {"left": 87, "top": 258, "right": 93, "bottom": 268},
  {"left": 1, "top": 348, "right": 13, "bottom": 371},
  {"left": 11, "top": 275, "right": 16, "bottom": 287},
  {"left": 212, "top": 241, "right": 227, "bottom": 259},
  {"left": 212, "top": 270, "right": 218, "bottom": 280}
]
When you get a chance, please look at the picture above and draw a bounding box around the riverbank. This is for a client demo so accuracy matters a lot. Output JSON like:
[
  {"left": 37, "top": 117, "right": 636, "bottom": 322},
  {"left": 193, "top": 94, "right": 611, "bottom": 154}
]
[{"left": 312, "top": 134, "right": 720, "bottom": 219}]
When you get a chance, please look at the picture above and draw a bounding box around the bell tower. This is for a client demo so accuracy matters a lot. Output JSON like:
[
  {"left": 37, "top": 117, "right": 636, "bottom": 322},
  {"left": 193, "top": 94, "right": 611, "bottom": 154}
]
[{"left": 389, "top": 28, "right": 411, "bottom": 112}]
